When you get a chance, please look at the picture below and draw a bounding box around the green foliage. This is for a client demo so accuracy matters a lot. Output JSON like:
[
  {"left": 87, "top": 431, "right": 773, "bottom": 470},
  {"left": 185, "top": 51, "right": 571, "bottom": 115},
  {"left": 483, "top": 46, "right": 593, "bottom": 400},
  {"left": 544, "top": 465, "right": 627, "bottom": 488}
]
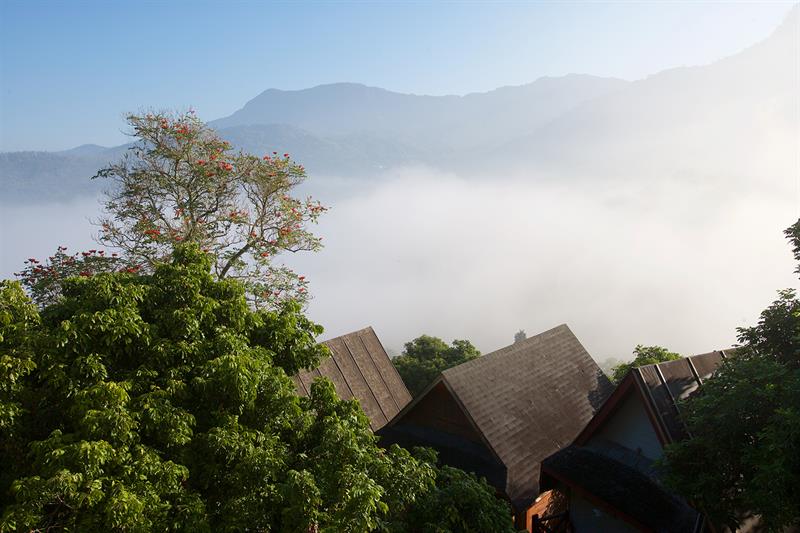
[
  {"left": 610, "top": 344, "right": 681, "bottom": 383},
  {"left": 0, "top": 245, "right": 445, "bottom": 532},
  {"left": 0, "top": 281, "right": 39, "bottom": 500},
  {"left": 663, "top": 353, "right": 800, "bottom": 530},
  {"left": 381, "top": 458, "right": 516, "bottom": 533},
  {"left": 392, "top": 335, "right": 480, "bottom": 397},
  {"left": 663, "top": 218, "right": 800, "bottom": 531}
]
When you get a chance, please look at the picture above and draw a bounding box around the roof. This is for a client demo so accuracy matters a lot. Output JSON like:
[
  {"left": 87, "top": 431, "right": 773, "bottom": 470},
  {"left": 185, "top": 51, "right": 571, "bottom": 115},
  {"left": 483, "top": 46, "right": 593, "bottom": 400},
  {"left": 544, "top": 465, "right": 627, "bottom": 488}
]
[
  {"left": 385, "top": 324, "right": 614, "bottom": 510},
  {"left": 542, "top": 349, "right": 732, "bottom": 532},
  {"left": 542, "top": 444, "right": 701, "bottom": 533},
  {"left": 293, "top": 327, "right": 412, "bottom": 431},
  {"left": 575, "top": 349, "right": 731, "bottom": 447},
  {"left": 636, "top": 350, "right": 728, "bottom": 442}
]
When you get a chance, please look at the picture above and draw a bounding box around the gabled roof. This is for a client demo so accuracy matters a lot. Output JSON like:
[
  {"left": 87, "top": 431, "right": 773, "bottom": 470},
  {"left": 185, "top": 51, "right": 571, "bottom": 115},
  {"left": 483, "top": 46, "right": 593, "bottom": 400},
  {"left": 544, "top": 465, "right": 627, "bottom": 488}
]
[
  {"left": 575, "top": 349, "right": 730, "bottom": 446},
  {"left": 384, "top": 324, "right": 614, "bottom": 510},
  {"left": 542, "top": 349, "right": 732, "bottom": 533},
  {"left": 293, "top": 327, "right": 412, "bottom": 431},
  {"left": 636, "top": 350, "right": 728, "bottom": 442}
]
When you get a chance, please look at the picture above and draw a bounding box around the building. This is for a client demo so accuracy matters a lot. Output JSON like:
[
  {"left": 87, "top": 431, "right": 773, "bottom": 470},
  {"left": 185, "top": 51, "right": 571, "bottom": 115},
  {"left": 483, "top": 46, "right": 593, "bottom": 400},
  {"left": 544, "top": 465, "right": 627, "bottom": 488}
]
[
  {"left": 378, "top": 324, "right": 614, "bottom": 527},
  {"left": 293, "top": 326, "right": 412, "bottom": 431},
  {"left": 538, "top": 350, "right": 731, "bottom": 532}
]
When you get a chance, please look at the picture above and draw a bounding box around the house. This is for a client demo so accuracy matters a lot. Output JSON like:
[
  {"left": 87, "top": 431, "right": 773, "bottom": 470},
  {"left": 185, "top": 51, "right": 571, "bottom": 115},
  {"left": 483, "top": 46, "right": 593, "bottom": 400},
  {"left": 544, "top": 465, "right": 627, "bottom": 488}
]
[
  {"left": 538, "top": 350, "right": 731, "bottom": 532},
  {"left": 378, "top": 324, "right": 614, "bottom": 528},
  {"left": 293, "top": 326, "right": 412, "bottom": 431}
]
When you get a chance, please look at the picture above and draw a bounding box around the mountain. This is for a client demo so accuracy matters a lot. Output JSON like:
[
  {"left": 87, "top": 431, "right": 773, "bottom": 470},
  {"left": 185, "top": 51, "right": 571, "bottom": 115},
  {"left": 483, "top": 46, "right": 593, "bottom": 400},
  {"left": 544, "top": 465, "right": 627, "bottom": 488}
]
[
  {"left": 0, "top": 145, "right": 127, "bottom": 203},
  {"left": 485, "top": 4, "right": 799, "bottom": 192},
  {"left": 0, "top": 75, "right": 627, "bottom": 203},
  {"left": 211, "top": 75, "right": 628, "bottom": 152},
  {"left": 1, "top": 5, "right": 797, "bottom": 203}
]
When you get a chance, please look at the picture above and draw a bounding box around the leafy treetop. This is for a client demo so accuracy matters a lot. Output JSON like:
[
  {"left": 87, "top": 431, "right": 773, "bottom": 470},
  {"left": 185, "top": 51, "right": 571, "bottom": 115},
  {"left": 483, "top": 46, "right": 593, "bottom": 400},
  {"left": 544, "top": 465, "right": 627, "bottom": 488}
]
[
  {"left": 392, "top": 335, "right": 480, "bottom": 397},
  {"left": 610, "top": 344, "right": 681, "bottom": 383}
]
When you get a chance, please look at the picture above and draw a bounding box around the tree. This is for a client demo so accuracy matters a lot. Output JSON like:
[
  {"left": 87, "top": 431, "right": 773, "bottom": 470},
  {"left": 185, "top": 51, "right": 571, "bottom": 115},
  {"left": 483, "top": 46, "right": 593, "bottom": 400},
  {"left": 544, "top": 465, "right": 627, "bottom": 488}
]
[
  {"left": 610, "top": 344, "right": 681, "bottom": 383},
  {"left": 1, "top": 246, "right": 515, "bottom": 532},
  {"left": 1, "top": 246, "right": 435, "bottom": 531},
  {"left": 17, "top": 111, "right": 326, "bottom": 308},
  {"left": 16, "top": 247, "right": 123, "bottom": 308},
  {"left": 392, "top": 336, "right": 480, "bottom": 397},
  {"left": 663, "top": 219, "right": 800, "bottom": 531},
  {"left": 385, "top": 450, "right": 517, "bottom": 533}
]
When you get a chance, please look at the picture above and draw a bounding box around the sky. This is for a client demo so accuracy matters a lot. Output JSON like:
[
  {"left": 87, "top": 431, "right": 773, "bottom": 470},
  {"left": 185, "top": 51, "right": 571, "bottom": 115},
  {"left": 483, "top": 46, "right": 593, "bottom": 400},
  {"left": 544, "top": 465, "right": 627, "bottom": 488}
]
[{"left": 0, "top": 0, "right": 796, "bottom": 151}]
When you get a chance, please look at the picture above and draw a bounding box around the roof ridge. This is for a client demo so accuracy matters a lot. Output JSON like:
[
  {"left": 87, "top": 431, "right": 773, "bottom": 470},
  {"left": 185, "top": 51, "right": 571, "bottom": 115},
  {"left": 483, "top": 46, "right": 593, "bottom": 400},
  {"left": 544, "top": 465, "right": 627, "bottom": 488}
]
[
  {"left": 320, "top": 325, "right": 375, "bottom": 344},
  {"left": 636, "top": 348, "right": 737, "bottom": 373},
  {"left": 442, "top": 323, "right": 571, "bottom": 377}
]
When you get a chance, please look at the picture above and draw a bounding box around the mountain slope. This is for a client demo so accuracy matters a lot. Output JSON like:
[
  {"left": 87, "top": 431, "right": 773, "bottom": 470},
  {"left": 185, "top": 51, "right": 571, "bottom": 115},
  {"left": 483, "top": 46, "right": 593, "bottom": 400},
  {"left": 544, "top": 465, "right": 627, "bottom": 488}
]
[
  {"left": 211, "top": 75, "right": 628, "bottom": 151},
  {"left": 487, "top": 5, "right": 799, "bottom": 191}
]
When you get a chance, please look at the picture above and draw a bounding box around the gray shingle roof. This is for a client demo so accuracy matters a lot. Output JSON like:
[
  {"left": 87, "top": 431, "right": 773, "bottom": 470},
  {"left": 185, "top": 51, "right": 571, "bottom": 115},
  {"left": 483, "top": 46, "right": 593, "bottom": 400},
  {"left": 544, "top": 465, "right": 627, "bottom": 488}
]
[
  {"left": 293, "top": 327, "right": 412, "bottom": 431},
  {"left": 438, "top": 324, "right": 614, "bottom": 509}
]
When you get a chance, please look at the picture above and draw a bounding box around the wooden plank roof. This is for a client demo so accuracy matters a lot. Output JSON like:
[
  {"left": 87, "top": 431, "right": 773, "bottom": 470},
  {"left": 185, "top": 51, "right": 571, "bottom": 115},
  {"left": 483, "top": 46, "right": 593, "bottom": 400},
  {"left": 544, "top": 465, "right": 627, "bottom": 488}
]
[
  {"left": 293, "top": 326, "right": 412, "bottom": 431},
  {"left": 385, "top": 323, "right": 613, "bottom": 511}
]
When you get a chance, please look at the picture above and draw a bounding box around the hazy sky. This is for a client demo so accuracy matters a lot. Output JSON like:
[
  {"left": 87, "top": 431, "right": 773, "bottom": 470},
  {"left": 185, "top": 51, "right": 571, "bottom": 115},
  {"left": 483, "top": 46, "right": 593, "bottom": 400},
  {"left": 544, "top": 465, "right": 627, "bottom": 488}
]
[{"left": 0, "top": 1, "right": 795, "bottom": 151}]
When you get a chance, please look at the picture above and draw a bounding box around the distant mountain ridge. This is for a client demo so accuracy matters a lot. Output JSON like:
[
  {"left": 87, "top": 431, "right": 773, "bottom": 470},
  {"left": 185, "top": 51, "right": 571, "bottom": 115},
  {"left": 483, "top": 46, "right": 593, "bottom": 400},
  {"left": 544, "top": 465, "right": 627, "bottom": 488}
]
[
  {"left": 1, "top": 5, "right": 797, "bottom": 203},
  {"left": 211, "top": 75, "right": 628, "bottom": 150}
]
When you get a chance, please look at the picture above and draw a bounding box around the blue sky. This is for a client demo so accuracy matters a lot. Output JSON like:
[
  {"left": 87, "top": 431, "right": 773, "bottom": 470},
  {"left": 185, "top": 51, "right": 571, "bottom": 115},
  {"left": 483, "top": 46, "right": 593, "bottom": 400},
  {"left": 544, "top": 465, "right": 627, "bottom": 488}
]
[{"left": 0, "top": 0, "right": 795, "bottom": 151}]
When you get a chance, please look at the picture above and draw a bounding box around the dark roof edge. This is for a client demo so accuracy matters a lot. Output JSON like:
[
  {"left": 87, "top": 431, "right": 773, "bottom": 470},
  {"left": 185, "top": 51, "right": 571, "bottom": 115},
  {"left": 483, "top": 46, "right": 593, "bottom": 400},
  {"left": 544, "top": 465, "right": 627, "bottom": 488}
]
[
  {"left": 380, "top": 373, "right": 509, "bottom": 501},
  {"left": 382, "top": 375, "right": 445, "bottom": 429},
  {"left": 440, "top": 376, "right": 507, "bottom": 478}
]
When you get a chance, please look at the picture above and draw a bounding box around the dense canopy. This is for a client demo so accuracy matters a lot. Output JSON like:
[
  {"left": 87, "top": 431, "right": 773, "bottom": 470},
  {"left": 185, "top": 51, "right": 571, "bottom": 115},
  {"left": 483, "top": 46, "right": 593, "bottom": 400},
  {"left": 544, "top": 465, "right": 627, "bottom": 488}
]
[{"left": 0, "top": 246, "right": 517, "bottom": 532}]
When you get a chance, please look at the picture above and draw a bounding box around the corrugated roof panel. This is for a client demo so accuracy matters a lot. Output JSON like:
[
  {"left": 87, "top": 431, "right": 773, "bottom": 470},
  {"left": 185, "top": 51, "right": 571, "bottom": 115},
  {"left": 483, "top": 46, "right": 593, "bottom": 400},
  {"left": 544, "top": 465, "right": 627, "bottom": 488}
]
[
  {"left": 659, "top": 358, "right": 701, "bottom": 402},
  {"left": 294, "top": 327, "right": 412, "bottom": 431},
  {"left": 342, "top": 334, "right": 394, "bottom": 424},
  {"left": 360, "top": 329, "right": 413, "bottom": 417},
  {"left": 690, "top": 351, "right": 725, "bottom": 380}
]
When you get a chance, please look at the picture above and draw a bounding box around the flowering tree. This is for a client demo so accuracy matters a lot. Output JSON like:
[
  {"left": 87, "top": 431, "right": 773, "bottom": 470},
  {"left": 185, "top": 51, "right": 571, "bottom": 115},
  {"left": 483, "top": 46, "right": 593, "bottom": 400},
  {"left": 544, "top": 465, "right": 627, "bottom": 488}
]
[
  {"left": 15, "top": 247, "right": 124, "bottom": 307},
  {"left": 17, "top": 111, "right": 325, "bottom": 308},
  {"left": 94, "top": 111, "right": 325, "bottom": 308}
]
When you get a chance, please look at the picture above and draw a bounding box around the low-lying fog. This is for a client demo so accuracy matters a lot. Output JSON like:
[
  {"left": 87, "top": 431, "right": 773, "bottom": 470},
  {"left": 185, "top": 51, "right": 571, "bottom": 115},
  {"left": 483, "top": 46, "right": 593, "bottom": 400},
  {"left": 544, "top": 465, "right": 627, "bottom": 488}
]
[{"left": 2, "top": 167, "right": 796, "bottom": 362}]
